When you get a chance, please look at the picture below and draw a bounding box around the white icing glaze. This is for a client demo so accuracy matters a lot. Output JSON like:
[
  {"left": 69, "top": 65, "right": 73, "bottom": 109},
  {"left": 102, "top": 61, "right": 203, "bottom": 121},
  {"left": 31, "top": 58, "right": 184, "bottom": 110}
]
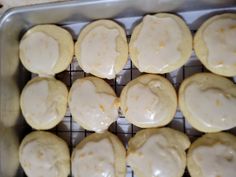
[
  {"left": 69, "top": 80, "right": 118, "bottom": 132},
  {"left": 134, "top": 15, "right": 182, "bottom": 72},
  {"left": 20, "top": 32, "right": 59, "bottom": 74},
  {"left": 184, "top": 83, "right": 236, "bottom": 129},
  {"left": 21, "top": 140, "right": 59, "bottom": 177},
  {"left": 72, "top": 139, "right": 115, "bottom": 177},
  {"left": 80, "top": 26, "right": 119, "bottom": 79},
  {"left": 125, "top": 80, "right": 168, "bottom": 125},
  {"left": 193, "top": 144, "right": 236, "bottom": 177},
  {"left": 21, "top": 80, "right": 59, "bottom": 125},
  {"left": 127, "top": 134, "right": 182, "bottom": 177},
  {"left": 203, "top": 18, "right": 236, "bottom": 69}
]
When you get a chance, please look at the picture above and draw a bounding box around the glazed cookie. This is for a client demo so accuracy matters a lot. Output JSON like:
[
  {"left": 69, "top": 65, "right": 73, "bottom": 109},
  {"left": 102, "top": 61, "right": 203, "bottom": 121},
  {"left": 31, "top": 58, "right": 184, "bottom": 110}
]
[
  {"left": 72, "top": 131, "right": 126, "bottom": 177},
  {"left": 19, "top": 25, "right": 74, "bottom": 76},
  {"left": 75, "top": 20, "right": 128, "bottom": 79},
  {"left": 20, "top": 77, "right": 68, "bottom": 130},
  {"left": 129, "top": 13, "right": 192, "bottom": 74},
  {"left": 120, "top": 74, "right": 177, "bottom": 128},
  {"left": 187, "top": 132, "right": 236, "bottom": 177},
  {"left": 127, "top": 128, "right": 190, "bottom": 177},
  {"left": 68, "top": 77, "right": 119, "bottom": 132},
  {"left": 19, "top": 131, "right": 70, "bottom": 177},
  {"left": 194, "top": 13, "right": 236, "bottom": 76},
  {"left": 179, "top": 73, "right": 236, "bottom": 132}
]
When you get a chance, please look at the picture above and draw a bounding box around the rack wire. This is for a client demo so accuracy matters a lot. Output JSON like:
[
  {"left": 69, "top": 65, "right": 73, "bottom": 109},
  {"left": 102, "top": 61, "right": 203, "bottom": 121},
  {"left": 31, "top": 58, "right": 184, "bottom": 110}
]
[
  {"left": 53, "top": 43, "right": 208, "bottom": 177},
  {"left": 24, "top": 23, "right": 236, "bottom": 177}
]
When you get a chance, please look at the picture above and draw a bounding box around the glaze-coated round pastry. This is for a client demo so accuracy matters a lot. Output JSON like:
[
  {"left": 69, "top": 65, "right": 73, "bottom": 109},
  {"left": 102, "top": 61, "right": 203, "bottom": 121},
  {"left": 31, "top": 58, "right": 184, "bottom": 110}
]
[
  {"left": 194, "top": 13, "right": 236, "bottom": 76},
  {"left": 20, "top": 77, "right": 68, "bottom": 130},
  {"left": 19, "top": 25, "right": 74, "bottom": 76},
  {"left": 127, "top": 128, "right": 190, "bottom": 177},
  {"left": 68, "top": 76, "right": 119, "bottom": 132},
  {"left": 187, "top": 132, "right": 236, "bottom": 177},
  {"left": 19, "top": 131, "right": 70, "bottom": 177},
  {"left": 120, "top": 74, "right": 177, "bottom": 128},
  {"left": 75, "top": 20, "right": 128, "bottom": 79},
  {"left": 129, "top": 13, "right": 192, "bottom": 74},
  {"left": 179, "top": 73, "right": 236, "bottom": 132},
  {"left": 72, "top": 131, "right": 126, "bottom": 177}
]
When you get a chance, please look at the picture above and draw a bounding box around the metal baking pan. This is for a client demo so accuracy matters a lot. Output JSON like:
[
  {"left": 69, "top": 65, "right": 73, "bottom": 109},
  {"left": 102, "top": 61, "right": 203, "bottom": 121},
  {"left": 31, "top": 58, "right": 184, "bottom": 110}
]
[{"left": 0, "top": 0, "right": 236, "bottom": 176}]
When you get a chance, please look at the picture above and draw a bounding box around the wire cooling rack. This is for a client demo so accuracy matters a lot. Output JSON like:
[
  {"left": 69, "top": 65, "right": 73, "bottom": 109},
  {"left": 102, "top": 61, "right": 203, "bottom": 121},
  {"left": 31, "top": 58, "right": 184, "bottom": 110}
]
[
  {"left": 53, "top": 47, "right": 236, "bottom": 177},
  {"left": 25, "top": 13, "right": 236, "bottom": 177},
  {"left": 53, "top": 49, "right": 204, "bottom": 177}
]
